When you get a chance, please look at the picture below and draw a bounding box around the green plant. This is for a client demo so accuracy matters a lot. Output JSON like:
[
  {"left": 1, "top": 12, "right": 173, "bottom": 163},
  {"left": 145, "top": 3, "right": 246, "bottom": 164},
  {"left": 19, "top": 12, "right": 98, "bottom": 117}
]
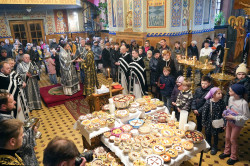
[
  {"left": 97, "top": 2, "right": 108, "bottom": 15},
  {"left": 214, "top": 11, "right": 226, "bottom": 25}
]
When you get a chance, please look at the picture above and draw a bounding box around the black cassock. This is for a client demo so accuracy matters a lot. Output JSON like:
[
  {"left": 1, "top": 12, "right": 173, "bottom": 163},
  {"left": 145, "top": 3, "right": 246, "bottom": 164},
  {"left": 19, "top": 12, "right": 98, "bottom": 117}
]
[
  {"left": 129, "top": 57, "right": 148, "bottom": 98},
  {"left": 0, "top": 71, "right": 29, "bottom": 121}
]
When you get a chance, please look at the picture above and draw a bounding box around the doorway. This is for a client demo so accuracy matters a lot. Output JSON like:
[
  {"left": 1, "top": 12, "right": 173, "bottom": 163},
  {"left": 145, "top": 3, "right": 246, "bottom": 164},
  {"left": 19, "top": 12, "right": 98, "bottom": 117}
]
[{"left": 9, "top": 20, "right": 45, "bottom": 46}]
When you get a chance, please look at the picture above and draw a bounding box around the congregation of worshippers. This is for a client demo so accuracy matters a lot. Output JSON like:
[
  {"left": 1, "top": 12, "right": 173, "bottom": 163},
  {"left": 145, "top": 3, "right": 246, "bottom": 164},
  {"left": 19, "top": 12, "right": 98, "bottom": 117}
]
[{"left": 0, "top": 35, "right": 249, "bottom": 166}]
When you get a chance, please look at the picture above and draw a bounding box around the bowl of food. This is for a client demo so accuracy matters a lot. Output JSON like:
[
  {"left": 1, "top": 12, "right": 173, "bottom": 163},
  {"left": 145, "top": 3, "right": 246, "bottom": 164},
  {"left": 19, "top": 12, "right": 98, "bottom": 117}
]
[{"left": 185, "top": 130, "right": 204, "bottom": 143}]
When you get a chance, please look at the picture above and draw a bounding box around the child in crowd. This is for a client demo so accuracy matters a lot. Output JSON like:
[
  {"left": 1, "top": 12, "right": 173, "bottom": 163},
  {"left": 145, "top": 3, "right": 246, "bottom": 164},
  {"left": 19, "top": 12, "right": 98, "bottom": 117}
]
[
  {"left": 157, "top": 50, "right": 176, "bottom": 78},
  {"left": 174, "top": 80, "right": 193, "bottom": 119},
  {"left": 45, "top": 52, "right": 57, "bottom": 85},
  {"left": 201, "top": 87, "right": 225, "bottom": 155},
  {"left": 143, "top": 50, "right": 152, "bottom": 92},
  {"left": 158, "top": 67, "right": 175, "bottom": 111},
  {"left": 192, "top": 76, "right": 213, "bottom": 131},
  {"left": 171, "top": 76, "right": 184, "bottom": 120},
  {"left": 219, "top": 84, "right": 250, "bottom": 165}
]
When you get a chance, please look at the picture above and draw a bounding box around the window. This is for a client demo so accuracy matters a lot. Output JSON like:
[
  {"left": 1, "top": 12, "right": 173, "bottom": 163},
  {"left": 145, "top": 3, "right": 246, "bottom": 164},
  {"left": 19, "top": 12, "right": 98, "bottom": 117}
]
[{"left": 216, "top": 0, "right": 222, "bottom": 15}]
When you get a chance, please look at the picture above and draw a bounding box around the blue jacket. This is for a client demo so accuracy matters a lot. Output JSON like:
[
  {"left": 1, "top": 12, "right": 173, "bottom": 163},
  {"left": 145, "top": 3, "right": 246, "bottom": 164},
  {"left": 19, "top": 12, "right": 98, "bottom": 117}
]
[{"left": 159, "top": 74, "right": 175, "bottom": 97}]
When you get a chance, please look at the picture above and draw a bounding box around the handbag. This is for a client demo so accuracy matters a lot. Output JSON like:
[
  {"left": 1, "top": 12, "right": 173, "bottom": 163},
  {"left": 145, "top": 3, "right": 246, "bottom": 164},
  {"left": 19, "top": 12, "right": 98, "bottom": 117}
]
[{"left": 210, "top": 101, "right": 224, "bottom": 128}]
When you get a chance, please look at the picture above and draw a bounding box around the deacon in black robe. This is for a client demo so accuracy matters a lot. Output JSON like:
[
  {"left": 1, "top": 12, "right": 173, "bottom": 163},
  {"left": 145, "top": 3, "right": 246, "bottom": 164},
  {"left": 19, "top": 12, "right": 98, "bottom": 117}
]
[
  {"left": 118, "top": 46, "right": 132, "bottom": 94},
  {"left": 129, "top": 50, "right": 147, "bottom": 99}
]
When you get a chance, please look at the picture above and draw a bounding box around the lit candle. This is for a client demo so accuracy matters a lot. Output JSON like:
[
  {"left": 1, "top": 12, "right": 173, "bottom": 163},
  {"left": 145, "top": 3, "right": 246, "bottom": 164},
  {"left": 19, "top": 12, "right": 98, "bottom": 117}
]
[{"left": 107, "top": 68, "right": 110, "bottom": 78}]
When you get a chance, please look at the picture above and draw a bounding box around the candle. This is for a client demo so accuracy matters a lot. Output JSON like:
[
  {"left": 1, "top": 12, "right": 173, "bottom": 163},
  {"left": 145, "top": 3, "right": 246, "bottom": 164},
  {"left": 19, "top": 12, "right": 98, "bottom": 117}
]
[
  {"left": 179, "top": 110, "right": 188, "bottom": 130},
  {"left": 107, "top": 68, "right": 110, "bottom": 78}
]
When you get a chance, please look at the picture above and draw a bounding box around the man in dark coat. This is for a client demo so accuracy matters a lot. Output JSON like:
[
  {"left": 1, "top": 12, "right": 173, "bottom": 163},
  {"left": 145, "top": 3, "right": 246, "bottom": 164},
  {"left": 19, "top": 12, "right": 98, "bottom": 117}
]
[
  {"left": 159, "top": 39, "right": 171, "bottom": 55},
  {"left": 3, "top": 39, "right": 13, "bottom": 58},
  {"left": 49, "top": 38, "right": 58, "bottom": 49},
  {"left": 191, "top": 76, "right": 213, "bottom": 132},
  {"left": 101, "top": 42, "right": 112, "bottom": 69},
  {"left": 110, "top": 42, "right": 121, "bottom": 82}
]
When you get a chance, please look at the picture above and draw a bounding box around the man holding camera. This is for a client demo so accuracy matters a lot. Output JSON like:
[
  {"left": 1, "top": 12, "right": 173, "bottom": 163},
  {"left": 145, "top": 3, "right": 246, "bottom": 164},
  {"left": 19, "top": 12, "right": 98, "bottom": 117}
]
[
  {"left": 0, "top": 90, "right": 38, "bottom": 165},
  {"left": 0, "top": 119, "right": 24, "bottom": 165},
  {"left": 43, "top": 136, "right": 87, "bottom": 166}
]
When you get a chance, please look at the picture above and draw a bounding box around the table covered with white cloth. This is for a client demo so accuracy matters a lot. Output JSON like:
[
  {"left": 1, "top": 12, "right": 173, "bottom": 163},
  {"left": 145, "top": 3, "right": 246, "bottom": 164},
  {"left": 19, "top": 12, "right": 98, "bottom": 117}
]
[{"left": 101, "top": 135, "right": 210, "bottom": 166}]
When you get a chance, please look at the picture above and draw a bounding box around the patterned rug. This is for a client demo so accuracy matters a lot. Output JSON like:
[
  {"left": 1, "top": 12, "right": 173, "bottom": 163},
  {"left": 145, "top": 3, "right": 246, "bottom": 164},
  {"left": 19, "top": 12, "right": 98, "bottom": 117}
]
[
  {"left": 48, "top": 86, "right": 64, "bottom": 95},
  {"left": 64, "top": 98, "right": 90, "bottom": 120}
]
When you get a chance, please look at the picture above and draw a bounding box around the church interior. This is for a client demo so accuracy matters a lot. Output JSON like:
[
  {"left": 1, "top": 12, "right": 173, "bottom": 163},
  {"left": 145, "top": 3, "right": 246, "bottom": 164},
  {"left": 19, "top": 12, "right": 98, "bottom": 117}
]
[{"left": 0, "top": 0, "right": 250, "bottom": 166}]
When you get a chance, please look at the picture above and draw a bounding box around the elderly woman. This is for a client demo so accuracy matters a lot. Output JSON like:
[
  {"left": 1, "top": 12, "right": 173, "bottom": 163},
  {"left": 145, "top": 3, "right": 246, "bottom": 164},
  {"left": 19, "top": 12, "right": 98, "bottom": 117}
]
[{"left": 187, "top": 40, "right": 199, "bottom": 60}]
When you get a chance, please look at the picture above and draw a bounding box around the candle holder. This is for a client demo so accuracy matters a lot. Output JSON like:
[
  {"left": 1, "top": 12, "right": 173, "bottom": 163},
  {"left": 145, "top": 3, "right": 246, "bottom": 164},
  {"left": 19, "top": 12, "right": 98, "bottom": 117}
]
[
  {"left": 211, "top": 48, "right": 235, "bottom": 91},
  {"left": 195, "top": 59, "right": 215, "bottom": 75},
  {"left": 108, "top": 78, "right": 113, "bottom": 98}
]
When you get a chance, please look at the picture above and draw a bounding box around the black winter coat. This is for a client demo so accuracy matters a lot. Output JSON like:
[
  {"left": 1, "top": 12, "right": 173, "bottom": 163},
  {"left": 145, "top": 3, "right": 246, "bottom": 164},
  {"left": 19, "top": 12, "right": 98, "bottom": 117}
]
[
  {"left": 159, "top": 74, "right": 175, "bottom": 97},
  {"left": 101, "top": 48, "right": 112, "bottom": 68},
  {"left": 110, "top": 49, "right": 121, "bottom": 68},
  {"left": 156, "top": 58, "right": 176, "bottom": 79},
  {"left": 191, "top": 85, "right": 213, "bottom": 113},
  {"left": 149, "top": 57, "right": 159, "bottom": 85},
  {"left": 187, "top": 45, "right": 199, "bottom": 60}
]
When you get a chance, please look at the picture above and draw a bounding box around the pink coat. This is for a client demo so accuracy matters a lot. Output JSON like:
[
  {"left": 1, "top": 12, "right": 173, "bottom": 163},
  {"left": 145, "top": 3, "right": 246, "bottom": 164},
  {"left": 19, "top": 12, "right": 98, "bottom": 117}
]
[{"left": 46, "top": 58, "right": 56, "bottom": 75}]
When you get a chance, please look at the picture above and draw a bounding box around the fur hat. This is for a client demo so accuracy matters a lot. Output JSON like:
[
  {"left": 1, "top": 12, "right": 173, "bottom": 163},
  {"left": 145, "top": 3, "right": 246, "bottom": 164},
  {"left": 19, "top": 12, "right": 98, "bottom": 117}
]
[{"left": 236, "top": 63, "right": 248, "bottom": 75}]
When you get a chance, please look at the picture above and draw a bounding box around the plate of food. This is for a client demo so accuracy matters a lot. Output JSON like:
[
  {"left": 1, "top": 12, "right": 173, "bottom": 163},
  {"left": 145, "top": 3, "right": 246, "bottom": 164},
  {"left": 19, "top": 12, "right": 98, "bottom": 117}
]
[
  {"left": 185, "top": 130, "right": 204, "bottom": 143},
  {"left": 129, "top": 119, "right": 144, "bottom": 129}
]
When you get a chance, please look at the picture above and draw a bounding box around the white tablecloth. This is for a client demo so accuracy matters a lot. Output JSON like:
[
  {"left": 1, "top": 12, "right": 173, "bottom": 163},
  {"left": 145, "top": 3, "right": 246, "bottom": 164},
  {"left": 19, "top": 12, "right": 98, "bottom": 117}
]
[
  {"left": 74, "top": 106, "right": 168, "bottom": 145},
  {"left": 101, "top": 136, "right": 210, "bottom": 166}
]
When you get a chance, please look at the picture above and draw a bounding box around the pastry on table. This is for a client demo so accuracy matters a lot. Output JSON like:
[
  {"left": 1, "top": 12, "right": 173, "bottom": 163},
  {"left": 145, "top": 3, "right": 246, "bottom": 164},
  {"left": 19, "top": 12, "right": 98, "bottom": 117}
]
[
  {"left": 152, "top": 144, "right": 166, "bottom": 155},
  {"left": 149, "top": 139, "right": 160, "bottom": 147},
  {"left": 133, "top": 159, "right": 146, "bottom": 166},
  {"left": 114, "top": 137, "right": 121, "bottom": 146},
  {"left": 123, "top": 145, "right": 131, "bottom": 155},
  {"left": 161, "top": 138, "right": 173, "bottom": 148},
  {"left": 113, "top": 94, "right": 131, "bottom": 108},
  {"left": 149, "top": 103, "right": 157, "bottom": 110},
  {"left": 161, "top": 153, "right": 171, "bottom": 163},
  {"left": 143, "top": 135, "right": 153, "bottom": 143},
  {"left": 111, "top": 127, "right": 124, "bottom": 137},
  {"left": 144, "top": 105, "right": 151, "bottom": 113},
  {"left": 106, "top": 118, "right": 115, "bottom": 128},
  {"left": 130, "top": 102, "right": 140, "bottom": 108},
  {"left": 85, "top": 124, "right": 94, "bottom": 132},
  {"left": 182, "top": 140, "right": 194, "bottom": 150},
  {"left": 168, "top": 120, "right": 175, "bottom": 126},
  {"left": 121, "top": 124, "right": 133, "bottom": 133},
  {"left": 185, "top": 130, "right": 204, "bottom": 143},
  {"left": 132, "top": 143, "right": 142, "bottom": 151},
  {"left": 126, "top": 138, "right": 135, "bottom": 145},
  {"left": 129, "top": 107, "right": 138, "bottom": 113},
  {"left": 86, "top": 114, "right": 93, "bottom": 119},
  {"left": 136, "top": 98, "right": 147, "bottom": 105},
  {"left": 109, "top": 136, "right": 116, "bottom": 143},
  {"left": 107, "top": 152, "right": 116, "bottom": 162},
  {"left": 129, "top": 119, "right": 144, "bottom": 129},
  {"left": 104, "top": 131, "right": 111, "bottom": 138},
  {"left": 141, "top": 141, "right": 150, "bottom": 148},
  {"left": 129, "top": 151, "right": 140, "bottom": 162},
  {"left": 134, "top": 135, "right": 143, "bottom": 143},
  {"left": 175, "top": 129, "right": 185, "bottom": 138},
  {"left": 91, "top": 159, "right": 103, "bottom": 166},
  {"left": 139, "top": 125, "right": 151, "bottom": 134},
  {"left": 119, "top": 133, "right": 132, "bottom": 142},
  {"left": 171, "top": 136, "right": 182, "bottom": 144},
  {"left": 166, "top": 149, "right": 178, "bottom": 158},
  {"left": 146, "top": 154, "right": 164, "bottom": 166},
  {"left": 79, "top": 115, "right": 87, "bottom": 121},
  {"left": 155, "top": 101, "right": 164, "bottom": 107},
  {"left": 127, "top": 94, "right": 135, "bottom": 103},
  {"left": 161, "top": 129, "right": 174, "bottom": 137},
  {"left": 141, "top": 148, "right": 153, "bottom": 158},
  {"left": 119, "top": 142, "right": 127, "bottom": 150},
  {"left": 158, "top": 116, "right": 167, "bottom": 123},
  {"left": 100, "top": 120, "right": 106, "bottom": 127},
  {"left": 115, "top": 109, "right": 129, "bottom": 118},
  {"left": 152, "top": 133, "right": 161, "bottom": 139},
  {"left": 93, "top": 123, "right": 100, "bottom": 131},
  {"left": 157, "top": 123, "right": 167, "bottom": 130},
  {"left": 143, "top": 95, "right": 151, "bottom": 101},
  {"left": 172, "top": 144, "right": 184, "bottom": 153},
  {"left": 81, "top": 120, "right": 90, "bottom": 126}
]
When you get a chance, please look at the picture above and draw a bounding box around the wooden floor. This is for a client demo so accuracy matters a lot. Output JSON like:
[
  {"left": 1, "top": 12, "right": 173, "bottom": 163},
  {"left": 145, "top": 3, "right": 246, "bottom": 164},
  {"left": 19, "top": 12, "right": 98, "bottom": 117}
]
[{"left": 31, "top": 70, "right": 250, "bottom": 166}]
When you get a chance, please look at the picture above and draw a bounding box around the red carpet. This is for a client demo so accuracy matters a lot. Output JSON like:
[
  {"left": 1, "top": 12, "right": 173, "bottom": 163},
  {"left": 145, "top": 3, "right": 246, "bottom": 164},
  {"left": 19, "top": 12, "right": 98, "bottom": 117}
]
[{"left": 40, "top": 84, "right": 84, "bottom": 107}]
